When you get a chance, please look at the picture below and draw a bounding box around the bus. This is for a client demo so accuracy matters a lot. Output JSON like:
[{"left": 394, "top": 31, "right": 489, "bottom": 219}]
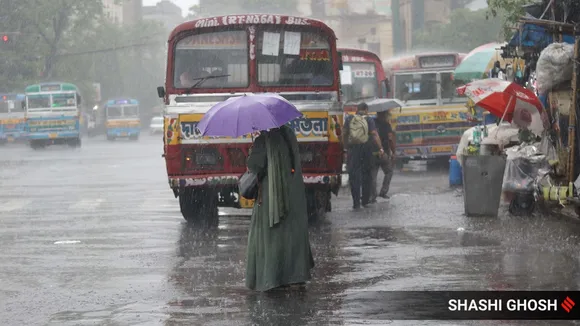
[
  {"left": 383, "top": 52, "right": 471, "bottom": 161},
  {"left": 24, "top": 82, "right": 83, "bottom": 149},
  {"left": 0, "top": 93, "right": 26, "bottom": 144},
  {"left": 157, "top": 14, "right": 344, "bottom": 224},
  {"left": 339, "top": 48, "right": 389, "bottom": 113},
  {"left": 104, "top": 98, "right": 141, "bottom": 141}
]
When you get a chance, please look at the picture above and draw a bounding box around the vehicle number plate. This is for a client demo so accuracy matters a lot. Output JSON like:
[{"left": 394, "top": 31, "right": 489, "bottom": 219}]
[
  {"left": 49, "top": 133, "right": 58, "bottom": 139},
  {"left": 431, "top": 146, "right": 453, "bottom": 153},
  {"left": 121, "top": 132, "right": 128, "bottom": 136},
  {"left": 404, "top": 149, "right": 418, "bottom": 155},
  {"left": 7, "top": 136, "right": 14, "bottom": 142}
]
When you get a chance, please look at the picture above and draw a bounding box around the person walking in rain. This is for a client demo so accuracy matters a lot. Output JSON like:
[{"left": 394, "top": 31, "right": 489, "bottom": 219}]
[
  {"left": 245, "top": 125, "right": 315, "bottom": 291},
  {"left": 370, "top": 110, "right": 396, "bottom": 201},
  {"left": 342, "top": 102, "right": 385, "bottom": 209}
]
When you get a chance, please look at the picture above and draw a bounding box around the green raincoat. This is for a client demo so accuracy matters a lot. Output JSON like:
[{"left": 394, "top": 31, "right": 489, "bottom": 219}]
[{"left": 245, "top": 125, "right": 315, "bottom": 291}]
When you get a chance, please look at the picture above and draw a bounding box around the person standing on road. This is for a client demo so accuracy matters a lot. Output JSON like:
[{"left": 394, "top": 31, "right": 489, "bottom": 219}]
[
  {"left": 342, "top": 102, "right": 384, "bottom": 209},
  {"left": 370, "top": 110, "right": 396, "bottom": 201},
  {"left": 245, "top": 125, "right": 315, "bottom": 292}
]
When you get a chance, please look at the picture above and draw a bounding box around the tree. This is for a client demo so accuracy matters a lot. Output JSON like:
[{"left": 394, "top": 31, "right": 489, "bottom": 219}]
[
  {"left": 3, "top": 0, "right": 103, "bottom": 79},
  {"left": 413, "top": 8, "right": 504, "bottom": 52},
  {"left": 486, "top": 0, "right": 535, "bottom": 39}
]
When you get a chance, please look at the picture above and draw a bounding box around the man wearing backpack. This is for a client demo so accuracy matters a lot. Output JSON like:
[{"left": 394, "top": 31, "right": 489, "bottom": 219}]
[{"left": 342, "top": 102, "right": 385, "bottom": 209}]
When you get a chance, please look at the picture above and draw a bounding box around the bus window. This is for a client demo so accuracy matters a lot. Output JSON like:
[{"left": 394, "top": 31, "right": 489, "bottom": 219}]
[
  {"left": 52, "top": 93, "right": 76, "bottom": 107},
  {"left": 257, "top": 29, "right": 333, "bottom": 87},
  {"left": 173, "top": 30, "right": 248, "bottom": 89},
  {"left": 341, "top": 62, "right": 378, "bottom": 103},
  {"left": 0, "top": 101, "right": 12, "bottom": 113},
  {"left": 107, "top": 106, "right": 123, "bottom": 118},
  {"left": 124, "top": 106, "right": 139, "bottom": 117},
  {"left": 28, "top": 94, "right": 51, "bottom": 109},
  {"left": 394, "top": 73, "right": 437, "bottom": 102},
  {"left": 440, "top": 72, "right": 465, "bottom": 104}
]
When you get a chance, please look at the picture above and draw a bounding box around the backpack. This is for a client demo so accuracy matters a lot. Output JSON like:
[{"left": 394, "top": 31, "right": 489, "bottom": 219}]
[{"left": 348, "top": 114, "right": 369, "bottom": 145}]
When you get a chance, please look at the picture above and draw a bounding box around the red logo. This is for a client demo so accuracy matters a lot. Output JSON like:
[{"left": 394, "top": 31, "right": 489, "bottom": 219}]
[{"left": 562, "top": 296, "right": 575, "bottom": 313}]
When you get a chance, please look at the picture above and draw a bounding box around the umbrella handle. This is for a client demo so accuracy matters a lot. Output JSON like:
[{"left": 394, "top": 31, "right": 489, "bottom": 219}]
[{"left": 494, "top": 95, "right": 513, "bottom": 139}]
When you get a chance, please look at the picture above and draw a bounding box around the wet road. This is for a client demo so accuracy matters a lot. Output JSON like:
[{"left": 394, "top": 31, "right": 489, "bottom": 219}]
[{"left": 1, "top": 136, "right": 580, "bottom": 326}]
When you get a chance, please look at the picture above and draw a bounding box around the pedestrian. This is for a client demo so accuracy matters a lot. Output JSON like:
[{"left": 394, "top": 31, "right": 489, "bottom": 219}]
[
  {"left": 370, "top": 110, "right": 396, "bottom": 201},
  {"left": 342, "top": 102, "right": 385, "bottom": 209},
  {"left": 245, "top": 125, "right": 315, "bottom": 291}
]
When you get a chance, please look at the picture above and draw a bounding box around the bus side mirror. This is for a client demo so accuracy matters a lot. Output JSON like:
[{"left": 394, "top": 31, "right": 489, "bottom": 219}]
[
  {"left": 21, "top": 101, "right": 25, "bottom": 109},
  {"left": 337, "top": 51, "right": 343, "bottom": 71},
  {"left": 77, "top": 96, "right": 81, "bottom": 105},
  {"left": 157, "top": 86, "right": 165, "bottom": 98}
]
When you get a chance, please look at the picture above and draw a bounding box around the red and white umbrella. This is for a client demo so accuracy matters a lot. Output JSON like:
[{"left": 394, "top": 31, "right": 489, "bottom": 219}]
[{"left": 456, "top": 78, "right": 548, "bottom": 135}]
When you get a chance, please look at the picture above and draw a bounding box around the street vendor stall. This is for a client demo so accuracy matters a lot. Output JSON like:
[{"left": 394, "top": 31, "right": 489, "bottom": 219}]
[{"left": 456, "top": 78, "right": 550, "bottom": 216}]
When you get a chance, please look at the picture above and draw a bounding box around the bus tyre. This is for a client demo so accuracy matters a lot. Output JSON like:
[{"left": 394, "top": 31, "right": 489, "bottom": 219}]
[
  {"left": 68, "top": 138, "right": 81, "bottom": 148},
  {"left": 179, "top": 187, "right": 219, "bottom": 227},
  {"left": 107, "top": 135, "right": 115, "bottom": 141},
  {"left": 129, "top": 135, "right": 139, "bottom": 141},
  {"left": 306, "top": 189, "right": 329, "bottom": 223}
]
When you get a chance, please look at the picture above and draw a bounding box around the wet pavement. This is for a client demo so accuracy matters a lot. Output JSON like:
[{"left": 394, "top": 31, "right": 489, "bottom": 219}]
[{"left": 1, "top": 136, "right": 580, "bottom": 325}]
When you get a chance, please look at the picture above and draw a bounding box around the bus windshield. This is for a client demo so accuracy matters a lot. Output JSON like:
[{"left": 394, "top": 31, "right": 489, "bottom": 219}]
[
  {"left": 257, "top": 28, "right": 333, "bottom": 87},
  {"left": 107, "top": 105, "right": 139, "bottom": 118},
  {"left": 123, "top": 105, "right": 139, "bottom": 117},
  {"left": 27, "top": 94, "right": 51, "bottom": 109},
  {"left": 394, "top": 72, "right": 465, "bottom": 104},
  {"left": 173, "top": 30, "right": 249, "bottom": 89},
  {"left": 341, "top": 62, "right": 378, "bottom": 103},
  {"left": 52, "top": 93, "right": 76, "bottom": 108},
  {"left": 107, "top": 106, "right": 123, "bottom": 118},
  {"left": 0, "top": 101, "right": 23, "bottom": 113}
]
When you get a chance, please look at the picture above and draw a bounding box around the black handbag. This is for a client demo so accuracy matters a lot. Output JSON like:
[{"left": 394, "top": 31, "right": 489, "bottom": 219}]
[{"left": 239, "top": 170, "right": 260, "bottom": 200}]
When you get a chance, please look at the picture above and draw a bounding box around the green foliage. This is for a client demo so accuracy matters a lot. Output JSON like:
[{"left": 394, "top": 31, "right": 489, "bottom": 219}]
[
  {"left": 0, "top": 0, "right": 166, "bottom": 112},
  {"left": 413, "top": 8, "right": 504, "bottom": 52},
  {"left": 487, "top": 0, "right": 535, "bottom": 39}
]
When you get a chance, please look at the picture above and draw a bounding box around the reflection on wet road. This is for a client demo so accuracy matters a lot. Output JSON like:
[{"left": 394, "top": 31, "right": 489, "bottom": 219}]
[{"left": 1, "top": 137, "right": 580, "bottom": 325}]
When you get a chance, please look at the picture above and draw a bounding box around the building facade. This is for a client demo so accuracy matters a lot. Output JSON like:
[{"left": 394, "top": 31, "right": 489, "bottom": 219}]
[
  {"left": 142, "top": 0, "right": 184, "bottom": 31},
  {"left": 102, "top": 0, "right": 142, "bottom": 25}
]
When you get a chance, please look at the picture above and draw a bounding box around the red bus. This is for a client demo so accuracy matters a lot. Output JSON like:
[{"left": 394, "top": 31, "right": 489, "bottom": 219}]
[
  {"left": 157, "top": 14, "right": 344, "bottom": 224},
  {"left": 339, "top": 48, "right": 389, "bottom": 113}
]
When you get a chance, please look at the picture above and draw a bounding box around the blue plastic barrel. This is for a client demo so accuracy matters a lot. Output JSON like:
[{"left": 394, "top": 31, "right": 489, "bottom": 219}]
[{"left": 449, "top": 155, "right": 463, "bottom": 186}]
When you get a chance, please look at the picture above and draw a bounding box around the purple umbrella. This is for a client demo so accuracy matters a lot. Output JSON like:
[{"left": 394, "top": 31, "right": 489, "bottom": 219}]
[{"left": 196, "top": 93, "right": 303, "bottom": 137}]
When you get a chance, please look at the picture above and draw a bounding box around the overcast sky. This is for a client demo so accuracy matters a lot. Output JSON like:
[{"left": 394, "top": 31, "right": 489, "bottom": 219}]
[{"left": 142, "top": 0, "right": 197, "bottom": 17}]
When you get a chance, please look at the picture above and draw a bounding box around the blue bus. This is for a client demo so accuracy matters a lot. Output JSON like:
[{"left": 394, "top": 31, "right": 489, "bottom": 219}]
[
  {"left": 104, "top": 98, "right": 141, "bottom": 141},
  {"left": 0, "top": 93, "right": 26, "bottom": 143},
  {"left": 25, "top": 82, "right": 82, "bottom": 148}
]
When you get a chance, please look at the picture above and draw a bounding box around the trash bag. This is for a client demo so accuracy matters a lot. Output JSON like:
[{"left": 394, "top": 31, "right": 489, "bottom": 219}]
[{"left": 536, "top": 43, "right": 574, "bottom": 95}]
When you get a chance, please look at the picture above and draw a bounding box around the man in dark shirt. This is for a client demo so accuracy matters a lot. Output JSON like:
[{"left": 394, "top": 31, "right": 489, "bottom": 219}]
[
  {"left": 370, "top": 110, "right": 396, "bottom": 201},
  {"left": 342, "top": 102, "right": 385, "bottom": 209}
]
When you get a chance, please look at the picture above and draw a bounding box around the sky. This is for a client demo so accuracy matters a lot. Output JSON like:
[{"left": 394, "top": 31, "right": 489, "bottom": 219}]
[{"left": 142, "top": 0, "right": 197, "bottom": 17}]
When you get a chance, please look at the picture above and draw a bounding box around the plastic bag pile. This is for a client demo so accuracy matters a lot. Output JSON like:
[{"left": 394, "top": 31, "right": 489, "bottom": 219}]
[{"left": 535, "top": 42, "right": 574, "bottom": 95}]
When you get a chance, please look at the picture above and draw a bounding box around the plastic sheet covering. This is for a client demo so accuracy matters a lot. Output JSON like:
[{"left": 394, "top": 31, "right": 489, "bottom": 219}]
[
  {"left": 535, "top": 43, "right": 574, "bottom": 95},
  {"left": 502, "top": 144, "right": 551, "bottom": 192}
]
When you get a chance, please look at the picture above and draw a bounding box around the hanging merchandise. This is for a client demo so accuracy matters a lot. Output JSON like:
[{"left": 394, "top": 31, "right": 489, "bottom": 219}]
[{"left": 514, "top": 59, "right": 524, "bottom": 85}]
